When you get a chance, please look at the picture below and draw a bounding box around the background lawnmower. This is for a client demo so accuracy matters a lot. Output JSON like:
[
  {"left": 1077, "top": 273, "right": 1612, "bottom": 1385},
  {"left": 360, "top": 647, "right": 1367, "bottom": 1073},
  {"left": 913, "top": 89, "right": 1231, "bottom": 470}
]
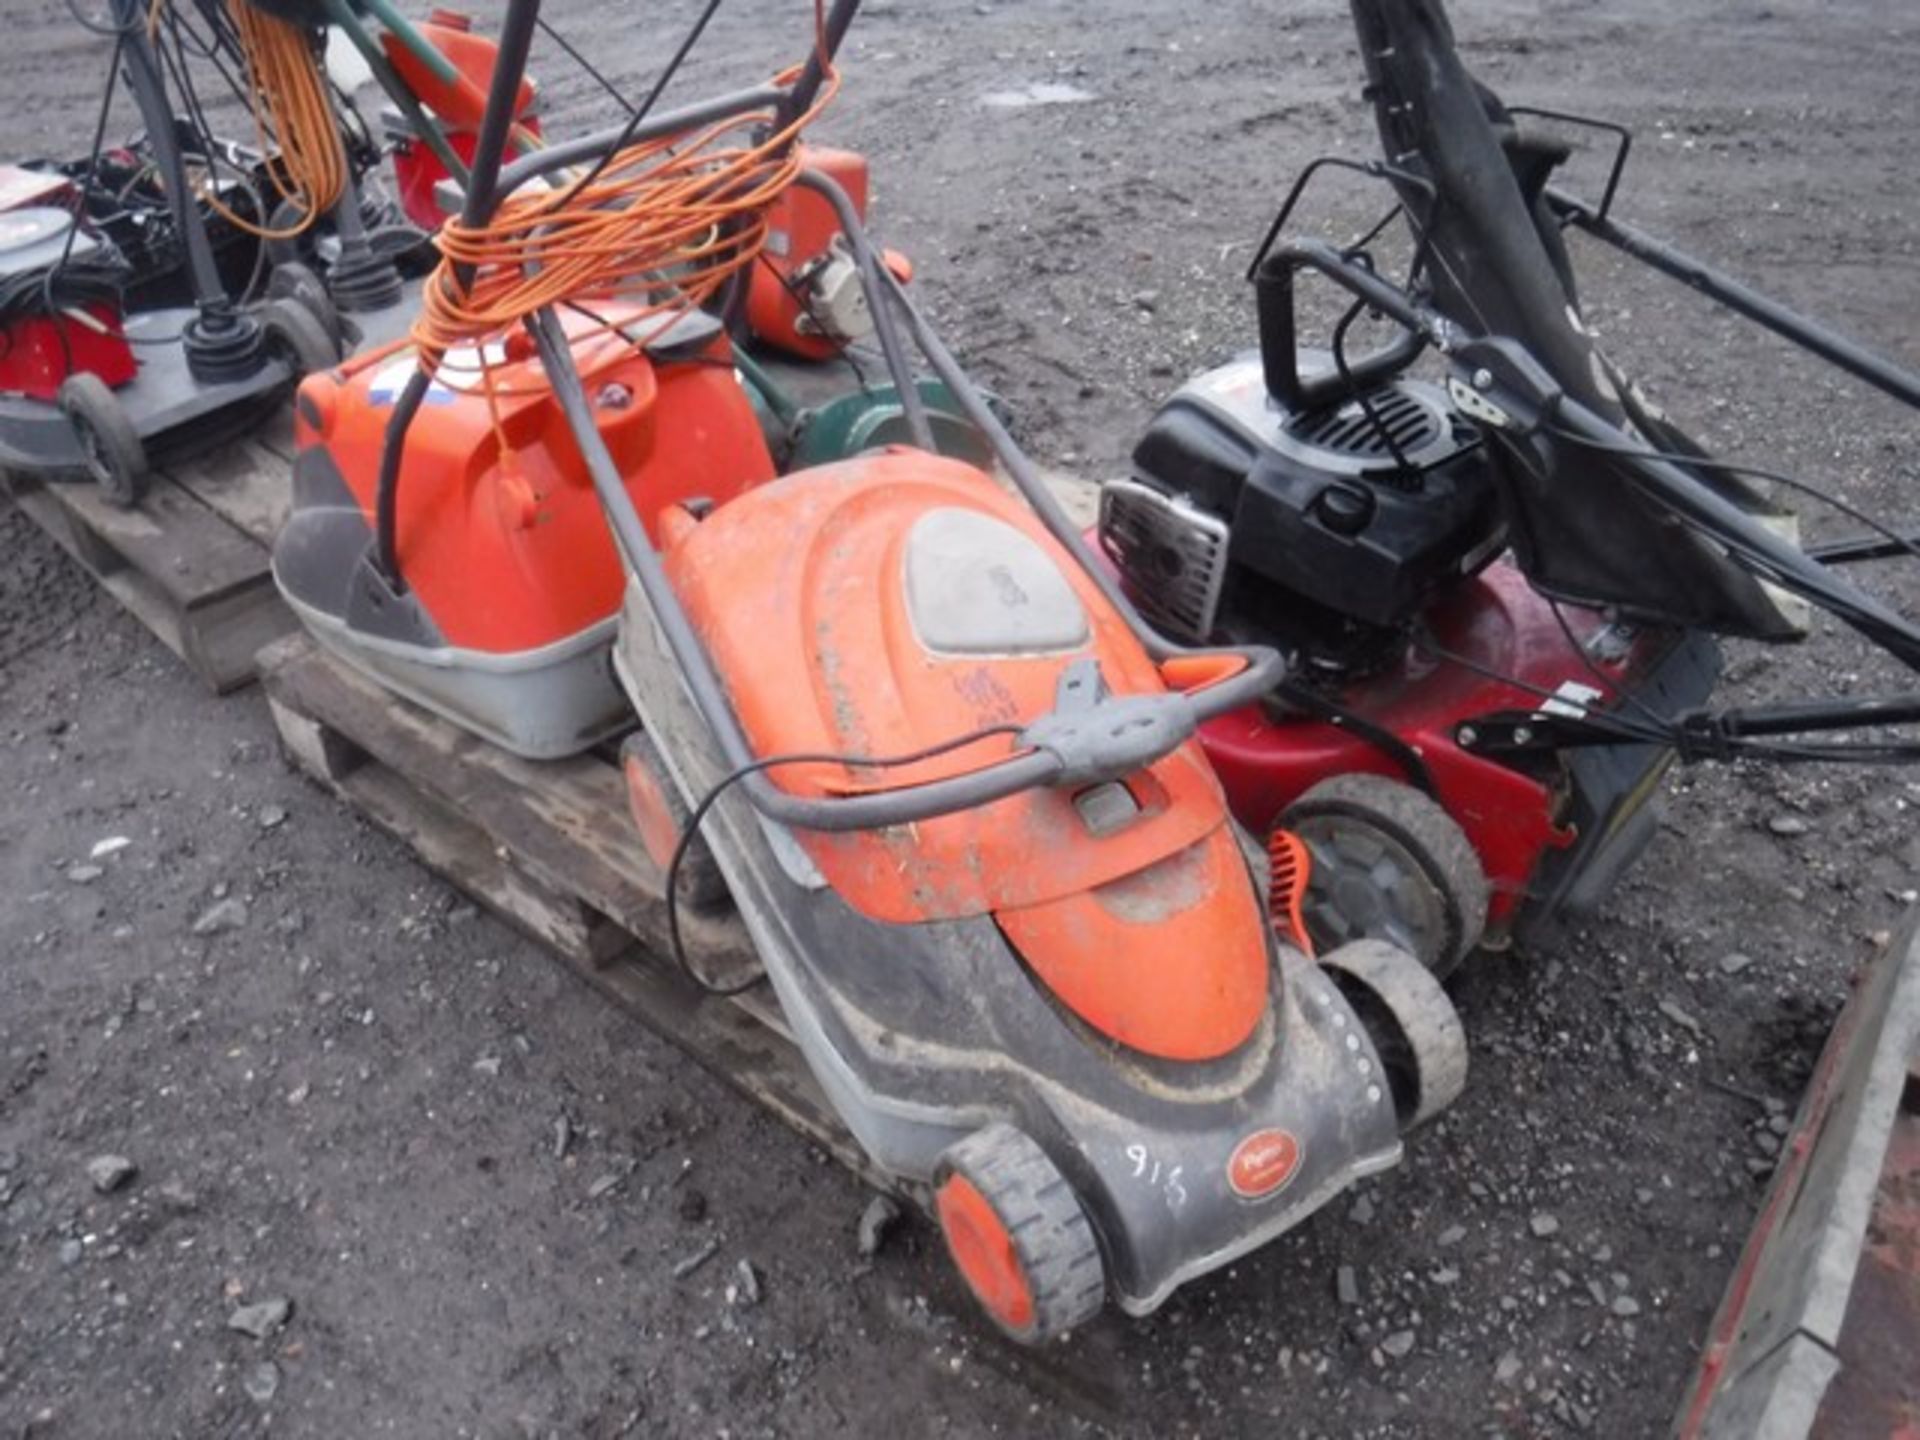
[
  {"left": 0, "top": 0, "right": 353, "bottom": 507},
  {"left": 1099, "top": 0, "right": 1920, "bottom": 973},
  {"left": 274, "top": 6, "right": 989, "bottom": 761}
]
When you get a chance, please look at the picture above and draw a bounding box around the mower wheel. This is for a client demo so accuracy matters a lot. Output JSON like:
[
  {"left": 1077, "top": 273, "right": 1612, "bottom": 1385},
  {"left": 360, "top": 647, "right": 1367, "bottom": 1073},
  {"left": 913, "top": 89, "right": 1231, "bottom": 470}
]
[
  {"left": 935, "top": 1125, "right": 1105, "bottom": 1344},
  {"left": 58, "top": 372, "right": 147, "bottom": 508},
  {"left": 259, "top": 296, "right": 342, "bottom": 381},
  {"left": 1282, "top": 773, "right": 1489, "bottom": 977},
  {"left": 267, "top": 262, "right": 342, "bottom": 350},
  {"left": 1319, "top": 937, "right": 1469, "bottom": 1130}
]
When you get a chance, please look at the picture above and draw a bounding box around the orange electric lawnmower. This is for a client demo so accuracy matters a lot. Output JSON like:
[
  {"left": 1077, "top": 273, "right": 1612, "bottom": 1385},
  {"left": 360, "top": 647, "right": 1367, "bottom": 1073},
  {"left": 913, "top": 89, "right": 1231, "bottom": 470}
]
[{"left": 274, "top": 0, "right": 1466, "bottom": 1341}]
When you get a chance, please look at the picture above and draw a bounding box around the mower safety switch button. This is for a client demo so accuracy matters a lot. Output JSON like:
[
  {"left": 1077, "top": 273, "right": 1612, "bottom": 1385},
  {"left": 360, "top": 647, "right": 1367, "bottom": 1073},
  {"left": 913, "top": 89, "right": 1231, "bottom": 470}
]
[{"left": 1073, "top": 781, "right": 1140, "bottom": 838}]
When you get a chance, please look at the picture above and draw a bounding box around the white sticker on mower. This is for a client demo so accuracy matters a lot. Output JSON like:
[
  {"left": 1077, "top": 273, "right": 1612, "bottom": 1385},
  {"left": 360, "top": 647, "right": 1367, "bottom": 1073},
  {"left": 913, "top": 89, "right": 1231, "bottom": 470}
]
[
  {"left": 368, "top": 340, "right": 514, "bottom": 407},
  {"left": 1537, "top": 680, "right": 1605, "bottom": 721}
]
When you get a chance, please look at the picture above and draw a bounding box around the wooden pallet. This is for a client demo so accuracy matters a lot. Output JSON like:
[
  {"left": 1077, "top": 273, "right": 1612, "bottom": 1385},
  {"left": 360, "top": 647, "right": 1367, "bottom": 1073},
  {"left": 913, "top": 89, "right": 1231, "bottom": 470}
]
[
  {"left": 255, "top": 629, "right": 881, "bottom": 1188},
  {"left": 1, "top": 409, "right": 299, "bottom": 694}
]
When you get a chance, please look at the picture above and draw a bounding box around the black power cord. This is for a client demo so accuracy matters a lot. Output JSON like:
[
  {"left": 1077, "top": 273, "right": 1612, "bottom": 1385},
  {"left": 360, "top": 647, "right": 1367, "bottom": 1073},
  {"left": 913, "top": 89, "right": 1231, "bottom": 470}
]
[{"left": 664, "top": 722, "right": 1026, "bottom": 996}]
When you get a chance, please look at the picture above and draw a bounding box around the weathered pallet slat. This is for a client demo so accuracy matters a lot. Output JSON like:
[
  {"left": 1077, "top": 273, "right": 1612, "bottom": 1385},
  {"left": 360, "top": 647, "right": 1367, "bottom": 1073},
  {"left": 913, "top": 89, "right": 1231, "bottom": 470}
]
[
  {"left": 255, "top": 630, "right": 873, "bottom": 1186},
  {"left": 1, "top": 407, "right": 298, "bottom": 693},
  {"left": 2, "top": 458, "right": 296, "bottom": 693}
]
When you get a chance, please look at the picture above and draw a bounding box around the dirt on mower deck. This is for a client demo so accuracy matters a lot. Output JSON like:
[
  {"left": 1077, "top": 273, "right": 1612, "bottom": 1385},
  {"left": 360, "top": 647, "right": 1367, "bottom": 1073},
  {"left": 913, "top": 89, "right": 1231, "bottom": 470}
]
[{"left": 4, "top": 1, "right": 1920, "bottom": 1436}]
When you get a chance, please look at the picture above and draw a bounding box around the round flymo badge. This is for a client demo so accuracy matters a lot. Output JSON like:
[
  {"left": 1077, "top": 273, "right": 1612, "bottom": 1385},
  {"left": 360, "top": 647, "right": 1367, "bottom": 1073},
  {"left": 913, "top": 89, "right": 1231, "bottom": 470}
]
[{"left": 1227, "top": 1128, "right": 1303, "bottom": 1200}]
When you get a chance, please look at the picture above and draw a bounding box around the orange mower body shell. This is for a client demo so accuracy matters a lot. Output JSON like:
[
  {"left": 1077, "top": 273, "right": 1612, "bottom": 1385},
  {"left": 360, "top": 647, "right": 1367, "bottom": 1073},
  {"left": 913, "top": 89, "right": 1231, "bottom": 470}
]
[
  {"left": 291, "top": 308, "right": 774, "bottom": 658},
  {"left": 663, "top": 451, "right": 1269, "bottom": 1062}
]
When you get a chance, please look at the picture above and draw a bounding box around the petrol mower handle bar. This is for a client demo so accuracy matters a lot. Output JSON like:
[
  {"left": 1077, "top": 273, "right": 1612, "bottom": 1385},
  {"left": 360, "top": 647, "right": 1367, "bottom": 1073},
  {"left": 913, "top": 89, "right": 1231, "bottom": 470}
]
[
  {"left": 1277, "top": 236, "right": 1920, "bottom": 676},
  {"left": 1253, "top": 249, "right": 1425, "bottom": 413}
]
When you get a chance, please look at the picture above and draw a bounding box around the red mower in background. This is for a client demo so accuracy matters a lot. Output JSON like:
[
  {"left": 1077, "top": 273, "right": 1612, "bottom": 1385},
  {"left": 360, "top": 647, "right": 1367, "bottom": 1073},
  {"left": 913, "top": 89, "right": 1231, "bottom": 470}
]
[
  {"left": 382, "top": 7, "right": 545, "bottom": 235},
  {"left": 1101, "top": 0, "right": 1920, "bottom": 974},
  {"left": 1102, "top": 338, "right": 1712, "bottom": 971}
]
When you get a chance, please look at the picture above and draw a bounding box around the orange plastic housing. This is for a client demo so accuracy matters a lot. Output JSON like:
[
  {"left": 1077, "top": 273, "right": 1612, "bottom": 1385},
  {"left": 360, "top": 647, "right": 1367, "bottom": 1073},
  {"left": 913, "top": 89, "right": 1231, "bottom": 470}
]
[
  {"left": 745, "top": 144, "right": 871, "bottom": 360},
  {"left": 666, "top": 451, "right": 1269, "bottom": 1061},
  {"left": 293, "top": 306, "right": 774, "bottom": 656},
  {"left": 380, "top": 14, "right": 538, "bottom": 133}
]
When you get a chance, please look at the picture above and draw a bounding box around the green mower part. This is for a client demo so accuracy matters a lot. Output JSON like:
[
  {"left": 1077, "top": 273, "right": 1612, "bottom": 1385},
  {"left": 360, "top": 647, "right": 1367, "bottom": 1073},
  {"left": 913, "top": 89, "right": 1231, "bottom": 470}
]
[{"left": 789, "top": 378, "right": 997, "bottom": 469}]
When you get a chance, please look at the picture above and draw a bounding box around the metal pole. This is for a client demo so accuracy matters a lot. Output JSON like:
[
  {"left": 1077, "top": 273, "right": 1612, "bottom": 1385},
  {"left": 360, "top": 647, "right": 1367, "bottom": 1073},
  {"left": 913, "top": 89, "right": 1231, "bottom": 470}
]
[
  {"left": 113, "top": 0, "right": 262, "bottom": 377},
  {"left": 1548, "top": 188, "right": 1920, "bottom": 411},
  {"left": 373, "top": 0, "right": 543, "bottom": 585}
]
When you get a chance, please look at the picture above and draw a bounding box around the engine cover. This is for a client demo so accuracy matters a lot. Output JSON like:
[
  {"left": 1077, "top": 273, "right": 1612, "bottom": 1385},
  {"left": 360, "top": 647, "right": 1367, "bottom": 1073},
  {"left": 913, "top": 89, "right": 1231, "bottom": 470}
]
[{"left": 1108, "top": 352, "right": 1503, "bottom": 662}]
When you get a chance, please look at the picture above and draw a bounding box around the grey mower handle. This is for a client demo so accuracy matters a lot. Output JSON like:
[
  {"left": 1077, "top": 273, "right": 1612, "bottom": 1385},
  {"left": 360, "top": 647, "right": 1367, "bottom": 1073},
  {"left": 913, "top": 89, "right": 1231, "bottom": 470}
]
[{"left": 735, "top": 650, "right": 1284, "bottom": 835}]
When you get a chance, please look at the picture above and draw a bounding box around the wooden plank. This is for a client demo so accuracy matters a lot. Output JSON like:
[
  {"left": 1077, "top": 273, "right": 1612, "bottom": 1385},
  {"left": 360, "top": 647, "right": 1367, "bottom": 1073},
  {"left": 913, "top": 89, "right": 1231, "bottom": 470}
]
[
  {"left": 9, "top": 472, "right": 191, "bottom": 673},
  {"left": 254, "top": 406, "right": 297, "bottom": 463},
  {"left": 263, "top": 634, "right": 758, "bottom": 983},
  {"left": 179, "top": 575, "right": 300, "bottom": 695},
  {"left": 255, "top": 631, "right": 880, "bottom": 1187},
  {"left": 56, "top": 470, "right": 269, "bottom": 607},
  {"left": 339, "top": 761, "right": 627, "bottom": 968},
  {"left": 169, "top": 436, "right": 290, "bottom": 548},
  {"left": 6, "top": 448, "right": 296, "bottom": 692}
]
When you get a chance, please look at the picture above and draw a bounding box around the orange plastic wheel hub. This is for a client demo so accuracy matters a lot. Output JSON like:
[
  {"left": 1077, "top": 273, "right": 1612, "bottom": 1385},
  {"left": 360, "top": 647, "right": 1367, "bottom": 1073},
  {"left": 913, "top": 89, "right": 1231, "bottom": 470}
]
[{"left": 935, "top": 1174, "right": 1035, "bottom": 1334}]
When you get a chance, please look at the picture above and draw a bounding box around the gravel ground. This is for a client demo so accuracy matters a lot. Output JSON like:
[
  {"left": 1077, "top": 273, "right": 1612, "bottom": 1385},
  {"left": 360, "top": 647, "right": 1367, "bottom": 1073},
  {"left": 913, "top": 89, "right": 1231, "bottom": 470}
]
[{"left": 4, "top": 1, "right": 1919, "bottom": 1436}]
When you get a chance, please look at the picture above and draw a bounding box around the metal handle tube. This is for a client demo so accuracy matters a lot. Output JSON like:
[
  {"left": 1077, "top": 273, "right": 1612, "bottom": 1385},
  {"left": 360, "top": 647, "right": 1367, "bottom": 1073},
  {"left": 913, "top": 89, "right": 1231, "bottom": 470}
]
[
  {"left": 1551, "top": 395, "right": 1920, "bottom": 671},
  {"left": 790, "top": 170, "right": 932, "bottom": 450},
  {"left": 492, "top": 85, "right": 787, "bottom": 196},
  {"left": 1546, "top": 187, "right": 1920, "bottom": 411},
  {"left": 526, "top": 307, "right": 1070, "bottom": 831},
  {"left": 374, "top": 0, "right": 545, "bottom": 585},
  {"left": 771, "top": 0, "right": 862, "bottom": 130},
  {"left": 322, "top": 0, "right": 471, "bottom": 186},
  {"left": 1717, "top": 696, "right": 1920, "bottom": 738},
  {"left": 114, "top": 0, "right": 230, "bottom": 317},
  {"left": 798, "top": 169, "right": 1286, "bottom": 708}
]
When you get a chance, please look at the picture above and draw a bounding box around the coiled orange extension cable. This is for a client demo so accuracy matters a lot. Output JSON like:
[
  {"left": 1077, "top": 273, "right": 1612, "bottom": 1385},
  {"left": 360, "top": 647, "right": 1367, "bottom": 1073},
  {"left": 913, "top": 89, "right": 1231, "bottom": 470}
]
[
  {"left": 413, "top": 0, "right": 838, "bottom": 397},
  {"left": 155, "top": 0, "right": 348, "bottom": 239}
]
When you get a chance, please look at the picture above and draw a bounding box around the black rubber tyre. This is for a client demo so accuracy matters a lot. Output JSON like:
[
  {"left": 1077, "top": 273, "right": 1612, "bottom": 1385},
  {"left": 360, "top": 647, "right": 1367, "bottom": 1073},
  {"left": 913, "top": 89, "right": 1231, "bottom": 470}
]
[
  {"left": 267, "top": 262, "right": 342, "bottom": 350},
  {"left": 366, "top": 222, "right": 436, "bottom": 273},
  {"left": 258, "top": 296, "right": 341, "bottom": 380},
  {"left": 1318, "top": 938, "right": 1470, "bottom": 1131},
  {"left": 935, "top": 1124, "right": 1105, "bottom": 1344},
  {"left": 1282, "top": 773, "right": 1490, "bottom": 977},
  {"left": 57, "top": 372, "right": 147, "bottom": 507},
  {"left": 264, "top": 198, "right": 320, "bottom": 271},
  {"left": 619, "top": 729, "right": 730, "bottom": 912}
]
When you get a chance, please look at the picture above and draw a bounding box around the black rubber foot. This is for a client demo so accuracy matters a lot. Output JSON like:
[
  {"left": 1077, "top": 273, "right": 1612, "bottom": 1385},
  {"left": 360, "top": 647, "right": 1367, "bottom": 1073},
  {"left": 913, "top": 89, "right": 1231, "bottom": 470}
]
[
  {"left": 183, "top": 310, "right": 265, "bottom": 383},
  {"left": 327, "top": 246, "right": 405, "bottom": 314}
]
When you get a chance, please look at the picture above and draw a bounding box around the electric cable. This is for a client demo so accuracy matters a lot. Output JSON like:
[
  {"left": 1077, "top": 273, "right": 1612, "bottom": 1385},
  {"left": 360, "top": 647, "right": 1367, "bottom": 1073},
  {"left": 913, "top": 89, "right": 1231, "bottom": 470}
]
[
  {"left": 665, "top": 722, "right": 1027, "bottom": 996},
  {"left": 41, "top": 29, "right": 132, "bottom": 379},
  {"left": 202, "top": 0, "right": 348, "bottom": 239},
  {"left": 1330, "top": 293, "right": 1422, "bottom": 485},
  {"left": 1414, "top": 614, "right": 1920, "bottom": 765},
  {"left": 413, "top": 0, "right": 837, "bottom": 422},
  {"left": 534, "top": 13, "right": 635, "bottom": 116},
  {"left": 1545, "top": 424, "right": 1920, "bottom": 570}
]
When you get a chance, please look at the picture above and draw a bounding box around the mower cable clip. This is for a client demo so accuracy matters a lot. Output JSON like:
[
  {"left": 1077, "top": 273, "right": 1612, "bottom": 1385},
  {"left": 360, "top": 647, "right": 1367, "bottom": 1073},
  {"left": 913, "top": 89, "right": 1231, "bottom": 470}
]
[{"left": 1018, "top": 659, "right": 1198, "bottom": 787}]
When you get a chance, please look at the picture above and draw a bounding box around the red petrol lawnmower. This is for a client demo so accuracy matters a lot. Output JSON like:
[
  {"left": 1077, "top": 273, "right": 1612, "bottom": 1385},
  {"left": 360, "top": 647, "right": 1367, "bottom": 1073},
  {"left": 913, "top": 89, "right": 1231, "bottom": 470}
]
[{"left": 1099, "top": 0, "right": 1920, "bottom": 973}]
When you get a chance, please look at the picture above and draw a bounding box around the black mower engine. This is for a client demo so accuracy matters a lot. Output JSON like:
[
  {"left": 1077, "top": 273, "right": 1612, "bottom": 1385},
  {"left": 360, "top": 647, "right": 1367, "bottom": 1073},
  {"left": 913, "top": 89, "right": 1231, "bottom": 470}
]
[{"left": 1103, "top": 349, "right": 1504, "bottom": 679}]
